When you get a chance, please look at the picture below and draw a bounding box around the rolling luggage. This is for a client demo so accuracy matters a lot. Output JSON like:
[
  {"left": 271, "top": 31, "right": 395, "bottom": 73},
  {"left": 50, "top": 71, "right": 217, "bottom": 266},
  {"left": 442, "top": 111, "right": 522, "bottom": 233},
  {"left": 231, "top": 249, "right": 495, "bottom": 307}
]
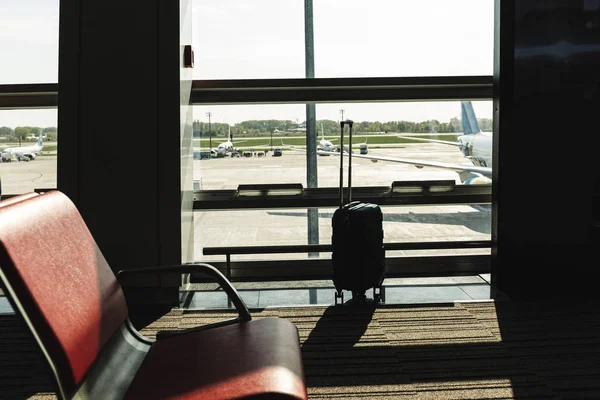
[{"left": 332, "top": 120, "right": 385, "bottom": 305}]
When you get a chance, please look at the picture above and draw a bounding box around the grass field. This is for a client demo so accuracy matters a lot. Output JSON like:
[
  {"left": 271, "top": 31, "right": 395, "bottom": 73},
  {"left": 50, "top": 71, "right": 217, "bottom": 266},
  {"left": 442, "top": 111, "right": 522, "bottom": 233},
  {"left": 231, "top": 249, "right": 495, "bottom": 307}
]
[{"left": 194, "top": 133, "right": 459, "bottom": 150}]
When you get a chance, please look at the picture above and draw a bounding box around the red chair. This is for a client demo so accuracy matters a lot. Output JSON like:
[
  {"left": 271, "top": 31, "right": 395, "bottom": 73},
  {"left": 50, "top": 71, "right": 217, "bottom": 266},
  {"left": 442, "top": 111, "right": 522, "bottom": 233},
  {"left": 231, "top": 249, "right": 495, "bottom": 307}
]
[
  {"left": 0, "top": 191, "right": 40, "bottom": 208},
  {"left": 0, "top": 190, "right": 307, "bottom": 399}
]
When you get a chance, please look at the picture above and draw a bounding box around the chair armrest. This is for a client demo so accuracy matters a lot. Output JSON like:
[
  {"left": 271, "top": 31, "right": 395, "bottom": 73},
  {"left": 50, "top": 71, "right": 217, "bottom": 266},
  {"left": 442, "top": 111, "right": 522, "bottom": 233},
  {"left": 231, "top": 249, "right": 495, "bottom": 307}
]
[{"left": 117, "top": 263, "right": 251, "bottom": 339}]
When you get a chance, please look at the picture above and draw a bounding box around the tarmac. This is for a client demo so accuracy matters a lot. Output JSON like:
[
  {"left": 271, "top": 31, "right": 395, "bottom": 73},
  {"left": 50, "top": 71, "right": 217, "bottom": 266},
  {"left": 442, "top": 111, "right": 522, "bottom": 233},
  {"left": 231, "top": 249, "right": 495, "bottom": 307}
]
[
  {"left": 0, "top": 154, "right": 58, "bottom": 196},
  {"left": 195, "top": 143, "right": 469, "bottom": 190}
]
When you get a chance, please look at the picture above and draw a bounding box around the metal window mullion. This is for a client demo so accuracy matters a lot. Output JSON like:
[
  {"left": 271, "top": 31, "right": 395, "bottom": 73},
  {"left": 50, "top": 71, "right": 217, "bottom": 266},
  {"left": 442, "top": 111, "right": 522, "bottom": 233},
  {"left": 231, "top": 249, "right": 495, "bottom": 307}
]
[
  {"left": 191, "top": 76, "right": 493, "bottom": 105},
  {"left": 0, "top": 83, "right": 59, "bottom": 109}
]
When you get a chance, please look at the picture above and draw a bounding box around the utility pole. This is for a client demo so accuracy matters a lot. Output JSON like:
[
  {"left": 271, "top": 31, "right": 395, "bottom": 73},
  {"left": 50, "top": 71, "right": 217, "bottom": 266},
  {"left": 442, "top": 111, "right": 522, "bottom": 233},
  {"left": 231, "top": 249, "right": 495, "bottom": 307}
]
[
  {"left": 340, "top": 109, "right": 345, "bottom": 121},
  {"left": 206, "top": 112, "right": 212, "bottom": 151}
]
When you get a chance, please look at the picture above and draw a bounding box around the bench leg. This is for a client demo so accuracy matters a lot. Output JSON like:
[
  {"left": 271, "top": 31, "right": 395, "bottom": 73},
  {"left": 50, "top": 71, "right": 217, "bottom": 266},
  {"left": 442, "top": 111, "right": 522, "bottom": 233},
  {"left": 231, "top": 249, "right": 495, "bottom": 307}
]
[{"left": 226, "top": 254, "right": 233, "bottom": 309}]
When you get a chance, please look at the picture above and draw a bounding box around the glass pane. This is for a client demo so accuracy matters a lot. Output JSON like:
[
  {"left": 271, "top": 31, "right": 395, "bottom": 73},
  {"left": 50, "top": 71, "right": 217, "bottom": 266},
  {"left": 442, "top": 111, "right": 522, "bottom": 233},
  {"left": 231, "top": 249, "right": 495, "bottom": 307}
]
[
  {"left": 192, "top": 0, "right": 493, "bottom": 79},
  {"left": 193, "top": 100, "right": 492, "bottom": 190},
  {"left": 195, "top": 205, "right": 490, "bottom": 263},
  {"left": 192, "top": 100, "right": 492, "bottom": 263},
  {"left": 0, "top": 0, "right": 60, "bottom": 84},
  {"left": 0, "top": 109, "right": 57, "bottom": 196}
]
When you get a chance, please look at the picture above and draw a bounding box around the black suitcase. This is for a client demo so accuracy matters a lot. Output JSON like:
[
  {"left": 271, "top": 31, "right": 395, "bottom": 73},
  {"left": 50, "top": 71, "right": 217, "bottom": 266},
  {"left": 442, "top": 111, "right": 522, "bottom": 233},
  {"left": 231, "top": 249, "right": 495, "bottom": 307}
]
[{"left": 332, "top": 120, "right": 385, "bottom": 305}]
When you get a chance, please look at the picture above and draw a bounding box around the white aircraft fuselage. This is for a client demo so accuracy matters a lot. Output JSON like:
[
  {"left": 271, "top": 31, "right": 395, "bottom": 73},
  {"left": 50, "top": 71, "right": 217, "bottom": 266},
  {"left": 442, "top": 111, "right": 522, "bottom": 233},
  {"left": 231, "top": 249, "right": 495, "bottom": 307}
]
[
  {"left": 216, "top": 141, "right": 233, "bottom": 154},
  {"left": 319, "top": 138, "right": 333, "bottom": 152},
  {"left": 214, "top": 126, "right": 235, "bottom": 155},
  {"left": 1, "top": 139, "right": 43, "bottom": 162},
  {"left": 457, "top": 131, "right": 492, "bottom": 169},
  {"left": 318, "top": 124, "right": 334, "bottom": 154}
]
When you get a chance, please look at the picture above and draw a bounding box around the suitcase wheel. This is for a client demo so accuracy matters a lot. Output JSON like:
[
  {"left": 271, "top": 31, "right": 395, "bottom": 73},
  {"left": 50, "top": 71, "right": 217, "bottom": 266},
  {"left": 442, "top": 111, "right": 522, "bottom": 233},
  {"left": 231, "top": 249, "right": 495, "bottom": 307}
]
[
  {"left": 334, "top": 290, "right": 344, "bottom": 306},
  {"left": 373, "top": 286, "right": 383, "bottom": 304}
]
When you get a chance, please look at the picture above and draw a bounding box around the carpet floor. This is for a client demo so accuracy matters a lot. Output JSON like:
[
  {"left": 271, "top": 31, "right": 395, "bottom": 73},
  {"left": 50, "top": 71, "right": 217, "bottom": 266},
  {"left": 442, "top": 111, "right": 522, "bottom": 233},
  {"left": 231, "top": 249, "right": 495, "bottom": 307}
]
[{"left": 2, "top": 300, "right": 600, "bottom": 399}]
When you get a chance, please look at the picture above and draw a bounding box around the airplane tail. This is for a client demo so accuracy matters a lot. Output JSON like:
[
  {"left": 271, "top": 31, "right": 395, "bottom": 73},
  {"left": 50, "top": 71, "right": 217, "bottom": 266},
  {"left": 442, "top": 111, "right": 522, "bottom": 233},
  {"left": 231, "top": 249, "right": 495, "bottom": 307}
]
[
  {"left": 38, "top": 128, "right": 44, "bottom": 148},
  {"left": 461, "top": 101, "right": 481, "bottom": 135}
]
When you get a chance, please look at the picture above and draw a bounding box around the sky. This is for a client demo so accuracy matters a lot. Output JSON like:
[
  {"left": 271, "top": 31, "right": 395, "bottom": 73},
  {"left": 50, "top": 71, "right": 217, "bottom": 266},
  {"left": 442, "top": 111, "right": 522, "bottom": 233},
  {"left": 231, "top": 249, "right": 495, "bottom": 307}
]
[{"left": 0, "top": 0, "right": 494, "bottom": 128}]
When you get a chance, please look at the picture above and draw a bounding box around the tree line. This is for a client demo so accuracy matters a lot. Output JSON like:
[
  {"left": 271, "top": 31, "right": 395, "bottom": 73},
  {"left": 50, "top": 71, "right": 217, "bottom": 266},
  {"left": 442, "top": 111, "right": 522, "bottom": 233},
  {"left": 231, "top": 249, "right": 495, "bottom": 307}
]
[
  {"left": 1, "top": 117, "right": 494, "bottom": 141},
  {"left": 193, "top": 118, "right": 492, "bottom": 138},
  {"left": 0, "top": 126, "right": 58, "bottom": 141}
]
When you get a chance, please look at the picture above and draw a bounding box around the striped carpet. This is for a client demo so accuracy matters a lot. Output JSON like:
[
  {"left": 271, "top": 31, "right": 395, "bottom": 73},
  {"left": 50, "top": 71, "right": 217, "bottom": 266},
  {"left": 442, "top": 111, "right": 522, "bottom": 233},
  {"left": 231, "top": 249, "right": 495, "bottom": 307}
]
[{"left": 2, "top": 300, "right": 600, "bottom": 399}]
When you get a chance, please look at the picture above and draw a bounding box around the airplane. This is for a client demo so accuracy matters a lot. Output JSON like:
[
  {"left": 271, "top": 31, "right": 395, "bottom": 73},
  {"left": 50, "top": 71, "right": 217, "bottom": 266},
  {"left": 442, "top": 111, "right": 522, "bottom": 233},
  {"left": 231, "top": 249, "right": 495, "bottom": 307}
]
[
  {"left": 335, "top": 136, "right": 368, "bottom": 154},
  {"left": 401, "top": 102, "right": 491, "bottom": 169},
  {"left": 205, "top": 126, "right": 253, "bottom": 157},
  {"left": 214, "top": 126, "right": 235, "bottom": 155},
  {"left": 211, "top": 126, "right": 237, "bottom": 156},
  {"left": 287, "top": 123, "right": 366, "bottom": 155},
  {"left": 288, "top": 125, "right": 306, "bottom": 132},
  {"left": 317, "top": 102, "right": 492, "bottom": 185},
  {"left": 316, "top": 123, "right": 369, "bottom": 154},
  {"left": 282, "top": 123, "right": 336, "bottom": 155},
  {"left": 0, "top": 131, "right": 44, "bottom": 162},
  {"left": 318, "top": 123, "right": 335, "bottom": 153}
]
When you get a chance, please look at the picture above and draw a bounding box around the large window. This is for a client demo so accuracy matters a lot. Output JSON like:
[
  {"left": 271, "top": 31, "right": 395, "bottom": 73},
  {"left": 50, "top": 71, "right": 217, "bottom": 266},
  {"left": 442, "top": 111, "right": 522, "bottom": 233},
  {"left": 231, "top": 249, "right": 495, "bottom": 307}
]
[
  {"left": 0, "top": 1, "right": 59, "bottom": 197},
  {"left": 0, "top": 0, "right": 60, "bottom": 84},
  {"left": 191, "top": 1, "right": 495, "bottom": 271}
]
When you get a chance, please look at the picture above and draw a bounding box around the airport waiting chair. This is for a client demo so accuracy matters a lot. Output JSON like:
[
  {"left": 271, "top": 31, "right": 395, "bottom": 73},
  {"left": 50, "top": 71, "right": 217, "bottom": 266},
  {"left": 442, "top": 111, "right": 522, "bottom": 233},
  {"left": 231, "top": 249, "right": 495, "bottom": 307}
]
[
  {"left": 0, "top": 190, "right": 307, "bottom": 400},
  {"left": 0, "top": 191, "right": 40, "bottom": 208}
]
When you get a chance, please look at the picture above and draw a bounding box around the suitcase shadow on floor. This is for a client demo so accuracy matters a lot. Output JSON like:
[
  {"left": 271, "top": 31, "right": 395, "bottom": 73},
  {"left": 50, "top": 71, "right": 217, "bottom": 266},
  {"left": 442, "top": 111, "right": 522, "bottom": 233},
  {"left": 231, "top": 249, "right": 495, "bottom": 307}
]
[
  {"left": 300, "top": 304, "right": 386, "bottom": 388},
  {"left": 302, "top": 304, "right": 376, "bottom": 348}
]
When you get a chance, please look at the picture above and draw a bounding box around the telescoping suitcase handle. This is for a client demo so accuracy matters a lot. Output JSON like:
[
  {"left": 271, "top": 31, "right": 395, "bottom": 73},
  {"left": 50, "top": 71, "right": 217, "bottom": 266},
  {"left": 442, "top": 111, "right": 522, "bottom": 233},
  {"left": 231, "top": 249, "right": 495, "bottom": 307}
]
[{"left": 339, "top": 120, "right": 354, "bottom": 208}]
